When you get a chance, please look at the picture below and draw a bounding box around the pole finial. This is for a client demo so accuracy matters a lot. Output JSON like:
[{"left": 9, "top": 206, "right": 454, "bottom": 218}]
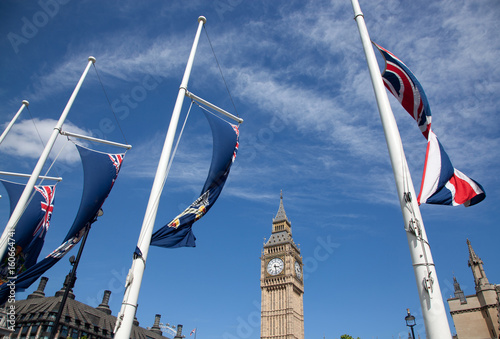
[
  {"left": 22, "top": 100, "right": 29, "bottom": 106},
  {"left": 198, "top": 16, "right": 206, "bottom": 24},
  {"left": 88, "top": 56, "right": 96, "bottom": 63}
]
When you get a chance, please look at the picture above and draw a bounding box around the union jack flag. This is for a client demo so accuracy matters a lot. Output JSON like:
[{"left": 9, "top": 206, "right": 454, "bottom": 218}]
[
  {"left": 232, "top": 124, "right": 239, "bottom": 162},
  {"left": 374, "top": 42, "right": 432, "bottom": 139},
  {"left": 109, "top": 153, "right": 124, "bottom": 176},
  {"left": 418, "top": 130, "right": 485, "bottom": 206},
  {"left": 374, "top": 42, "right": 485, "bottom": 207},
  {"left": 33, "top": 185, "right": 56, "bottom": 238}
]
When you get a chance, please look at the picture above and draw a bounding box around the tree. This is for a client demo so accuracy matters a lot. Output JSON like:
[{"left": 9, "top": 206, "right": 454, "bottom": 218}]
[{"left": 339, "top": 335, "right": 361, "bottom": 339}]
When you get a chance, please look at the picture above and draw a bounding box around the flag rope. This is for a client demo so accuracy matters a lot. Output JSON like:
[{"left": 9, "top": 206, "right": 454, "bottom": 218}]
[
  {"left": 203, "top": 24, "right": 240, "bottom": 119},
  {"left": 38, "top": 137, "right": 69, "bottom": 187},
  {"left": 136, "top": 101, "right": 194, "bottom": 248},
  {"left": 25, "top": 106, "right": 63, "bottom": 179},
  {"left": 92, "top": 63, "right": 129, "bottom": 145}
]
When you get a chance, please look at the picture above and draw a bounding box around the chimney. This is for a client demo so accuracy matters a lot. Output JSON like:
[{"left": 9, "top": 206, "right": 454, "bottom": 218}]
[
  {"left": 27, "top": 277, "right": 49, "bottom": 299},
  {"left": 55, "top": 273, "right": 75, "bottom": 299},
  {"left": 150, "top": 314, "right": 162, "bottom": 335},
  {"left": 174, "top": 324, "right": 184, "bottom": 339},
  {"left": 96, "top": 290, "right": 112, "bottom": 315}
]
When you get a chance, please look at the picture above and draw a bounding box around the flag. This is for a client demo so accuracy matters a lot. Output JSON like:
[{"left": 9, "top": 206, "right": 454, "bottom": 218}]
[
  {"left": 418, "top": 130, "right": 485, "bottom": 206},
  {"left": 0, "top": 181, "right": 57, "bottom": 282},
  {"left": 374, "top": 42, "right": 485, "bottom": 207},
  {"left": 150, "top": 111, "right": 239, "bottom": 248},
  {"left": 373, "top": 42, "right": 432, "bottom": 139},
  {"left": 190, "top": 328, "right": 196, "bottom": 336},
  {"left": 33, "top": 185, "right": 56, "bottom": 238},
  {"left": 0, "top": 145, "right": 126, "bottom": 303}
]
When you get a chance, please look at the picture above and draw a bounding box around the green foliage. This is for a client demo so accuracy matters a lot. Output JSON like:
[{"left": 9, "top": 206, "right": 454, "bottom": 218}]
[{"left": 339, "top": 335, "right": 360, "bottom": 339}]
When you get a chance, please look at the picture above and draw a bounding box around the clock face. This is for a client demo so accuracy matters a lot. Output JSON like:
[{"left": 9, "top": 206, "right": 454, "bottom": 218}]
[
  {"left": 294, "top": 261, "right": 302, "bottom": 279},
  {"left": 267, "top": 258, "right": 284, "bottom": 275}
]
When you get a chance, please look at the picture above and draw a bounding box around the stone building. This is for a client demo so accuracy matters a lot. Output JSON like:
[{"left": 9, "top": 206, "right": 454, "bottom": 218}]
[
  {"left": 260, "top": 194, "right": 304, "bottom": 339},
  {"left": 3, "top": 276, "right": 181, "bottom": 339},
  {"left": 447, "top": 239, "right": 499, "bottom": 339}
]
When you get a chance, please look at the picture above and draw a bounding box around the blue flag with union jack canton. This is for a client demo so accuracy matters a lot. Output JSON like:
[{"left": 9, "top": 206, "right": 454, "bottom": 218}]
[
  {"left": 151, "top": 111, "right": 239, "bottom": 248},
  {"left": 0, "top": 181, "right": 56, "bottom": 283},
  {"left": 374, "top": 42, "right": 485, "bottom": 207},
  {"left": 0, "top": 145, "right": 125, "bottom": 303}
]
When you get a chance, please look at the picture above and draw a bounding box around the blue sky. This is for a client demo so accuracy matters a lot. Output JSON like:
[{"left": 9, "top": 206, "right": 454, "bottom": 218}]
[{"left": 1, "top": 0, "right": 499, "bottom": 338}]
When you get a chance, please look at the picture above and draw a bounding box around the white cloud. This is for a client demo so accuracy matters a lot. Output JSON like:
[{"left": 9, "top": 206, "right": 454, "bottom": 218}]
[{"left": 0, "top": 118, "right": 89, "bottom": 165}]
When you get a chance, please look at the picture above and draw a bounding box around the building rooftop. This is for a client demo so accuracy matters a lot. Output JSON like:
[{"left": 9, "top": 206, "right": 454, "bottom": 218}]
[{"left": 5, "top": 276, "right": 175, "bottom": 339}]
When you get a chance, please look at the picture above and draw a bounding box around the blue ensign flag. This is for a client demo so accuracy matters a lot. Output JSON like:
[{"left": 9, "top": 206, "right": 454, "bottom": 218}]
[
  {"left": 151, "top": 111, "right": 239, "bottom": 248},
  {"left": 0, "top": 181, "right": 56, "bottom": 282},
  {"left": 0, "top": 145, "right": 125, "bottom": 303}
]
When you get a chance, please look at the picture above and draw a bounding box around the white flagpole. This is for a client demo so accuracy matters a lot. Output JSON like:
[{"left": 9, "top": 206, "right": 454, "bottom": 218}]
[
  {"left": 0, "top": 57, "right": 96, "bottom": 260},
  {"left": 113, "top": 16, "right": 206, "bottom": 339},
  {"left": 350, "top": 1, "right": 452, "bottom": 338},
  {"left": 59, "top": 130, "right": 132, "bottom": 150},
  {"left": 0, "top": 171, "right": 62, "bottom": 182},
  {"left": 185, "top": 90, "right": 243, "bottom": 124},
  {"left": 0, "top": 100, "right": 29, "bottom": 145}
]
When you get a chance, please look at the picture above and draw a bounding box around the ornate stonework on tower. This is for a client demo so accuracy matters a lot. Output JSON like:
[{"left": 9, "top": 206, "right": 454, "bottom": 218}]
[
  {"left": 260, "top": 193, "right": 304, "bottom": 339},
  {"left": 467, "top": 238, "right": 490, "bottom": 292},
  {"left": 447, "top": 239, "right": 499, "bottom": 338}
]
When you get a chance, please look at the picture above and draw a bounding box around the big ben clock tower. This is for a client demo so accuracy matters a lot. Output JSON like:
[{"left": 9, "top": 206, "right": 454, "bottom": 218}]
[{"left": 260, "top": 193, "right": 304, "bottom": 339}]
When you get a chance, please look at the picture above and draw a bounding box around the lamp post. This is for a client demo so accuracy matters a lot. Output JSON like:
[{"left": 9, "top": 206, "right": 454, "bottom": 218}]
[
  {"left": 49, "top": 209, "right": 103, "bottom": 339},
  {"left": 405, "top": 308, "right": 416, "bottom": 339}
]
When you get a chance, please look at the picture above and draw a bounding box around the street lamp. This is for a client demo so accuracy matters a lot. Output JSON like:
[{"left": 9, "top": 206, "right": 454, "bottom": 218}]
[
  {"left": 405, "top": 308, "right": 416, "bottom": 339},
  {"left": 49, "top": 209, "right": 104, "bottom": 339}
]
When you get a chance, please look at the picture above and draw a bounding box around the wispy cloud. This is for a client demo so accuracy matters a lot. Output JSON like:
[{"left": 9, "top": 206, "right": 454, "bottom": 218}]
[{"left": 8, "top": 0, "right": 499, "bottom": 205}]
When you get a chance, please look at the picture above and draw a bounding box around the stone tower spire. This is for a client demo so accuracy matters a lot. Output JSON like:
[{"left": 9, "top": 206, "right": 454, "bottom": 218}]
[
  {"left": 273, "top": 190, "right": 288, "bottom": 222},
  {"left": 453, "top": 276, "right": 467, "bottom": 304},
  {"left": 467, "top": 239, "right": 490, "bottom": 291},
  {"left": 272, "top": 191, "right": 291, "bottom": 235}
]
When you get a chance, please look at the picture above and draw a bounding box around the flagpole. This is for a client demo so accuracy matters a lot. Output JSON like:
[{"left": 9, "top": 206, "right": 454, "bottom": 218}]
[
  {"left": 59, "top": 130, "right": 132, "bottom": 149},
  {"left": 185, "top": 90, "right": 243, "bottom": 124},
  {"left": 0, "top": 100, "right": 29, "bottom": 146},
  {"left": 113, "top": 16, "right": 206, "bottom": 339},
  {"left": 0, "top": 57, "right": 96, "bottom": 261},
  {"left": 350, "top": 1, "right": 452, "bottom": 338}
]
